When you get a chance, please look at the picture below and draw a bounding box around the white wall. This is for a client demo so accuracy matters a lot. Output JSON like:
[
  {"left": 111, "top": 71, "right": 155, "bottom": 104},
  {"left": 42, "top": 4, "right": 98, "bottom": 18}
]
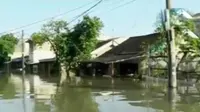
[
  {"left": 10, "top": 40, "right": 30, "bottom": 59},
  {"left": 29, "top": 42, "right": 55, "bottom": 64}
]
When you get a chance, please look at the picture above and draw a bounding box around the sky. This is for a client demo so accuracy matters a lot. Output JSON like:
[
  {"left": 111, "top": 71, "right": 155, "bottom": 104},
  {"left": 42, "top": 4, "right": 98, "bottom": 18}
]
[{"left": 0, "top": 0, "right": 200, "bottom": 38}]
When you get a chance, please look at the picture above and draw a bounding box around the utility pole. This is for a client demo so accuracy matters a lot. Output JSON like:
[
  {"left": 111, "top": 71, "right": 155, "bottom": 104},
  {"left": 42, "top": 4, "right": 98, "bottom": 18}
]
[
  {"left": 165, "top": 0, "right": 177, "bottom": 88},
  {"left": 21, "top": 30, "right": 27, "bottom": 112},
  {"left": 21, "top": 30, "right": 25, "bottom": 75}
]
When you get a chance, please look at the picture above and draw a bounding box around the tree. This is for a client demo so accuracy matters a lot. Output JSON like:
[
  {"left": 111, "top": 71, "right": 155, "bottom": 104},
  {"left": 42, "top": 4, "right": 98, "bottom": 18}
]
[
  {"left": 31, "top": 20, "right": 69, "bottom": 62},
  {"left": 32, "top": 15, "right": 103, "bottom": 76},
  {"left": 31, "top": 32, "right": 47, "bottom": 46},
  {"left": 63, "top": 16, "right": 103, "bottom": 74},
  {"left": 152, "top": 10, "right": 199, "bottom": 72},
  {"left": 0, "top": 34, "right": 18, "bottom": 67}
]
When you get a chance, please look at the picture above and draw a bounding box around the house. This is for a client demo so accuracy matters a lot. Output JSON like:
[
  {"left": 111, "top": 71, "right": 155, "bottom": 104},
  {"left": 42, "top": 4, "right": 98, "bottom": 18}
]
[
  {"left": 25, "top": 40, "right": 55, "bottom": 74},
  {"left": 79, "top": 9, "right": 200, "bottom": 78},
  {"left": 38, "top": 58, "right": 58, "bottom": 77},
  {"left": 7, "top": 38, "right": 55, "bottom": 74},
  {"left": 4, "top": 39, "right": 30, "bottom": 73},
  {"left": 18, "top": 35, "right": 119, "bottom": 76},
  {"left": 36, "top": 37, "right": 127, "bottom": 77},
  {"left": 91, "top": 37, "right": 129, "bottom": 58},
  {"left": 81, "top": 33, "right": 160, "bottom": 77}
]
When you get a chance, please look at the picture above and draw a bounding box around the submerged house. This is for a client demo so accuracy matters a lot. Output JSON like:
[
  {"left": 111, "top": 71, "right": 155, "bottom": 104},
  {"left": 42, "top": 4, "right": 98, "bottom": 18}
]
[
  {"left": 81, "top": 33, "right": 160, "bottom": 77},
  {"left": 8, "top": 38, "right": 56, "bottom": 75},
  {"left": 38, "top": 58, "right": 58, "bottom": 77},
  {"left": 25, "top": 40, "right": 55, "bottom": 75},
  {"left": 10, "top": 35, "right": 120, "bottom": 76},
  {"left": 6, "top": 39, "right": 30, "bottom": 72},
  {"left": 36, "top": 37, "right": 128, "bottom": 76}
]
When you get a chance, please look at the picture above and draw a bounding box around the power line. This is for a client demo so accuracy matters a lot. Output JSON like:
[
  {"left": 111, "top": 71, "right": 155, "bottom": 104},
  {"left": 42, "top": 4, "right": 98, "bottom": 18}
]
[
  {"left": 88, "top": 0, "right": 137, "bottom": 16},
  {"left": 87, "top": 0, "right": 126, "bottom": 14},
  {"left": 0, "top": 0, "right": 98, "bottom": 35},
  {"left": 67, "top": 0, "right": 103, "bottom": 25},
  {"left": 39, "top": 0, "right": 103, "bottom": 32},
  {"left": 109, "top": 0, "right": 137, "bottom": 12},
  {"left": 1, "top": 0, "right": 137, "bottom": 36}
]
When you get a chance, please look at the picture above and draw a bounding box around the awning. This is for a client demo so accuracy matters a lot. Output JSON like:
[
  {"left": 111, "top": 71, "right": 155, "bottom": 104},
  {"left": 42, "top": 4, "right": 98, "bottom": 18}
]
[{"left": 84, "top": 54, "right": 145, "bottom": 64}]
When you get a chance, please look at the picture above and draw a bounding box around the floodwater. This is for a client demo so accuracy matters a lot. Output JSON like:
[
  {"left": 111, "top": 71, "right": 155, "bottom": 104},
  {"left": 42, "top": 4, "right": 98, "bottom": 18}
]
[{"left": 0, "top": 74, "right": 200, "bottom": 112}]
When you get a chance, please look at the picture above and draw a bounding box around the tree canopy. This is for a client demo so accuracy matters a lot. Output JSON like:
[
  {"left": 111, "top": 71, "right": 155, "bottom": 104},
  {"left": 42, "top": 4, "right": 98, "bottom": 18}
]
[
  {"left": 0, "top": 34, "right": 18, "bottom": 67},
  {"left": 153, "top": 10, "right": 198, "bottom": 56},
  {"left": 152, "top": 9, "right": 200, "bottom": 72},
  {"left": 31, "top": 15, "right": 103, "bottom": 73}
]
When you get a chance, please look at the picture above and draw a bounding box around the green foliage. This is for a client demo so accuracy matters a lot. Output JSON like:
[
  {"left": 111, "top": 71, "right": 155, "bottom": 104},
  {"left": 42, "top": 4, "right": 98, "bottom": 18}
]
[
  {"left": 153, "top": 12, "right": 168, "bottom": 55},
  {"left": 153, "top": 9, "right": 200, "bottom": 73},
  {"left": 0, "top": 34, "right": 18, "bottom": 54},
  {"left": 153, "top": 10, "right": 197, "bottom": 56},
  {"left": 42, "top": 20, "right": 69, "bottom": 35},
  {"left": 32, "top": 15, "right": 103, "bottom": 72},
  {"left": 31, "top": 32, "right": 47, "bottom": 46},
  {"left": 0, "top": 34, "right": 18, "bottom": 67},
  {"left": 31, "top": 20, "right": 69, "bottom": 62},
  {"left": 180, "top": 37, "right": 200, "bottom": 55},
  {"left": 63, "top": 16, "right": 103, "bottom": 70}
]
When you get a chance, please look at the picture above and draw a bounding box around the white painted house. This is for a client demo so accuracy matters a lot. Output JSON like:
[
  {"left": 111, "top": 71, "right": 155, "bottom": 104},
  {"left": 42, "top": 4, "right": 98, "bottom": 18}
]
[
  {"left": 26, "top": 40, "right": 55, "bottom": 64},
  {"left": 10, "top": 39, "right": 30, "bottom": 59},
  {"left": 10, "top": 40, "right": 55, "bottom": 64}
]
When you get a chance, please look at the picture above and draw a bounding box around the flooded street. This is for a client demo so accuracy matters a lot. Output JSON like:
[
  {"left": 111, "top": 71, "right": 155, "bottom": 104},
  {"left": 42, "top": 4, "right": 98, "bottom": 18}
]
[{"left": 0, "top": 74, "right": 200, "bottom": 112}]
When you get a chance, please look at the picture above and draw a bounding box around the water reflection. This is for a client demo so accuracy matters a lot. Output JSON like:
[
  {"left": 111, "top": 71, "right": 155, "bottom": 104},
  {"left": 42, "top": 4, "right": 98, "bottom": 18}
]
[
  {"left": 0, "top": 74, "right": 200, "bottom": 112},
  {"left": 53, "top": 80, "right": 99, "bottom": 112}
]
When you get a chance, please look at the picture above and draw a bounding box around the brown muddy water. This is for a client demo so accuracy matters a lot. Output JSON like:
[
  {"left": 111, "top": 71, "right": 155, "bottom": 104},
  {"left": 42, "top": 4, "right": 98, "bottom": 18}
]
[{"left": 0, "top": 74, "right": 200, "bottom": 112}]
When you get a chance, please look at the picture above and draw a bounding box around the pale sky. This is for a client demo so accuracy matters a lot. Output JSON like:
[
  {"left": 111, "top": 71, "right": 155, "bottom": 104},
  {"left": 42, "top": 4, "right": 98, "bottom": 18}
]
[{"left": 0, "top": 0, "right": 200, "bottom": 38}]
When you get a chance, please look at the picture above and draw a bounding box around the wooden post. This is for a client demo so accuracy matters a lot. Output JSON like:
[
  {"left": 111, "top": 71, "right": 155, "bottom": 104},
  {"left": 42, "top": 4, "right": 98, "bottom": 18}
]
[
  {"left": 147, "top": 44, "right": 151, "bottom": 76},
  {"left": 107, "top": 62, "right": 115, "bottom": 77},
  {"left": 111, "top": 62, "right": 114, "bottom": 77},
  {"left": 92, "top": 63, "right": 96, "bottom": 77},
  {"left": 5, "top": 62, "right": 10, "bottom": 75}
]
